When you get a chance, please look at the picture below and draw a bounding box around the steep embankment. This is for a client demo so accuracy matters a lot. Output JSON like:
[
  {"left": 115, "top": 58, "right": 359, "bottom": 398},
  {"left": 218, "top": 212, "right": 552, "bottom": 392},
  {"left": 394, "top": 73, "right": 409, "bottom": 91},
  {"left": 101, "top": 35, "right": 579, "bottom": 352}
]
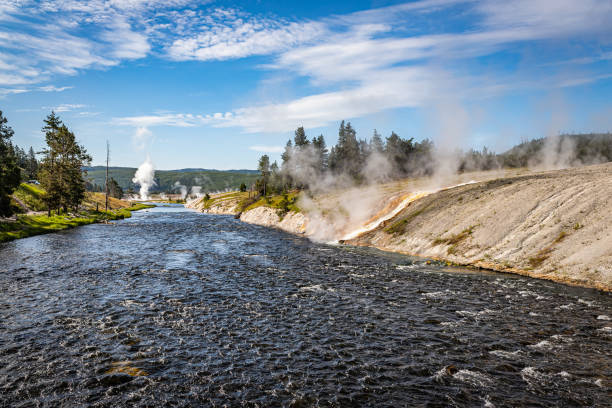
[
  {"left": 187, "top": 165, "right": 611, "bottom": 290},
  {"left": 186, "top": 191, "right": 307, "bottom": 234},
  {"left": 348, "top": 163, "right": 612, "bottom": 291},
  {"left": 186, "top": 191, "right": 247, "bottom": 215}
]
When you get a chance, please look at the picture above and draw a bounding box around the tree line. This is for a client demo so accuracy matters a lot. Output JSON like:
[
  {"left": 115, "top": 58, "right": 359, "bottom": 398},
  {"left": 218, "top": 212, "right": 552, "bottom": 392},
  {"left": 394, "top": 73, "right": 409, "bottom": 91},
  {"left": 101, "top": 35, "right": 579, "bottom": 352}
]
[
  {"left": 254, "top": 121, "right": 612, "bottom": 196},
  {"left": 255, "top": 121, "right": 436, "bottom": 195},
  {"left": 0, "top": 110, "right": 93, "bottom": 217},
  {"left": 86, "top": 178, "right": 123, "bottom": 199}
]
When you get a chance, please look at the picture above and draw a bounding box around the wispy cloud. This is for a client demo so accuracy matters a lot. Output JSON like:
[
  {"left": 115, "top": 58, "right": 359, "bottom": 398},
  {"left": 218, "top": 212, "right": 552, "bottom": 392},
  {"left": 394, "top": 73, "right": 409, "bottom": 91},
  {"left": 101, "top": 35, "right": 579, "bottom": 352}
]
[
  {"left": 113, "top": 112, "right": 231, "bottom": 127},
  {"left": 0, "top": 0, "right": 204, "bottom": 86},
  {"left": 41, "top": 103, "right": 87, "bottom": 112},
  {"left": 249, "top": 145, "right": 284, "bottom": 153},
  {"left": 166, "top": 8, "right": 326, "bottom": 61},
  {"left": 210, "top": 0, "right": 612, "bottom": 133},
  {"left": 0, "top": 87, "right": 28, "bottom": 97},
  {"left": 3, "top": 0, "right": 610, "bottom": 137},
  {"left": 114, "top": 0, "right": 612, "bottom": 134},
  {"left": 38, "top": 85, "right": 73, "bottom": 92}
]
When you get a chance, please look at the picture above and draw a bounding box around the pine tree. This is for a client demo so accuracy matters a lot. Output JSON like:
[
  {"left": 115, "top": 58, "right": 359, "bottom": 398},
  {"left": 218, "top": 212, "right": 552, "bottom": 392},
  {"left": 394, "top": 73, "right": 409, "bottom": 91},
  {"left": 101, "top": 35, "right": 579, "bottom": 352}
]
[
  {"left": 342, "top": 122, "right": 361, "bottom": 178},
  {"left": 0, "top": 111, "right": 21, "bottom": 216},
  {"left": 294, "top": 126, "right": 309, "bottom": 147},
  {"left": 312, "top": 135, "right": 328, "bottom": 172},
  {"left": 330, "top": 121, "right": 346, "bottom": 173},
  {"left": 371, "top": 129, "right": 384, "bottom": 153},
  {"left": 39, "top": 112, "right": 91, "bottom": 214},
  {"left": 26, "top": 146, "right": 38, "bottom": 180},
  {"left": 269, "top": 161, "right": 280, "bottom": 194},
  {"left": 257, "top": 155, "right": 270, "bottom": 196},
  {"left": 280, "top": 140, "right": 293, "bottom": 189},
  {"left": 108, "top": 177, "right": 123, "bottom": 199}
]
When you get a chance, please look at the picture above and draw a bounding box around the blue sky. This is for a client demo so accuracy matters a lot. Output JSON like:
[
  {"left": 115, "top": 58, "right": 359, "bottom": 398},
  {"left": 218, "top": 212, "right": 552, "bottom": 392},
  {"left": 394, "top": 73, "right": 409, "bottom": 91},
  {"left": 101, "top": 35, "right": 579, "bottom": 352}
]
[{"left": 1, "top": 0, "right": 611, "bottom": 169}]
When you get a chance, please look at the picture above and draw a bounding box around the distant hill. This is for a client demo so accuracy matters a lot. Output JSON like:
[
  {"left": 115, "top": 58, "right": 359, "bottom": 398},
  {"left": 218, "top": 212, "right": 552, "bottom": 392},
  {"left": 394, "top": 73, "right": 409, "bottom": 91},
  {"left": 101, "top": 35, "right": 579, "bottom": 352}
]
[
  {"left": 84, "top": 166, "right": 259, "bottom": 193},
  {"left": 458, "top": 133, "right": 612, "bottom": 172},
  {"left": 499, "top": 133, "right": 612, "bottom": 168}
]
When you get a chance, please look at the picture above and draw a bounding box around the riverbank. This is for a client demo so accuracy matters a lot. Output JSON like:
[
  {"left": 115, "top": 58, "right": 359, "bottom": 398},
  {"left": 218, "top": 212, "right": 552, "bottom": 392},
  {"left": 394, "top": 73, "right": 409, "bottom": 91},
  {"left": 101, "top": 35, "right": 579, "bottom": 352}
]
[
  {"left": 189, "top": 164, "right": 612, "bottom": 291},
  {"left": 0, "top": 204, "right": 154, "bottom": 243},
  {"left": 348, "top": 163, "right": 612, "bottom": 291},
  {"left": 2, "top": 185, "right": 155, "bottom": 242}
]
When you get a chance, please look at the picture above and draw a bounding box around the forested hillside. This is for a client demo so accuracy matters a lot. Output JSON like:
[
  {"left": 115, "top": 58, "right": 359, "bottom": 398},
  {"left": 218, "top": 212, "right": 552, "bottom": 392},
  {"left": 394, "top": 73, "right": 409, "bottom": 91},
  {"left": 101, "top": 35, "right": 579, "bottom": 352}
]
[{"left": 84, "top": 167, "right": 259, "bottom": 193}]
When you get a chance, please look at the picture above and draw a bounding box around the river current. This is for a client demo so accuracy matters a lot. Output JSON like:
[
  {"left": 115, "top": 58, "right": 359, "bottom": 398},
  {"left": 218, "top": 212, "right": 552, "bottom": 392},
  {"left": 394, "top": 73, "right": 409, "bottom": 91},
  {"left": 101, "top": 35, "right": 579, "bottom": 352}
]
[{"left": 0, "top": 205, "right": 610, "bottom": 407}]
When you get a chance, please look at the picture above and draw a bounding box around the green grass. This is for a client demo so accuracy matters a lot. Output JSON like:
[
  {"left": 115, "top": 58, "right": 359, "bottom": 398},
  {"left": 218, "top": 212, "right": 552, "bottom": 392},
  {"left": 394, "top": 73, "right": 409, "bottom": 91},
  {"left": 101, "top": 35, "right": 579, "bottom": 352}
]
[
  {"left": 528, "top": 247, "right": 553, "bottom": 268},
  {"left": 527, "top": 230, "right": 571, "bottom": 268},
  {"left": 126, "top": 203, "right": 155, "bottom": 211},
  {"left": 12, "top": 183, "right": 46, "bottom": 211},
  {"left": 433, "top": 226, "right": 475, "bottom": 245},
  {"left": 202, "top": 191, "right": 249, "bottom": 210},
  {"left": 0, "top": 204, "right": 155, "bottom": 243},
  {"left": 243, "top": 192, "right": 301, "bottom": 213},
  {"left": 384, "top": 208, "right": 425, "bottom": 235}
]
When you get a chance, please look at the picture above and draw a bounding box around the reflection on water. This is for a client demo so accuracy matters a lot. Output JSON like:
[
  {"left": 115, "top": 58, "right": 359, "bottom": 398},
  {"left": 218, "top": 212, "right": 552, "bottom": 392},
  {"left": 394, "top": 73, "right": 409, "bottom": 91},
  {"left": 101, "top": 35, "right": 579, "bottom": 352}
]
[{"left": 0, "top": 204, "right": 610, "bottom": 406}]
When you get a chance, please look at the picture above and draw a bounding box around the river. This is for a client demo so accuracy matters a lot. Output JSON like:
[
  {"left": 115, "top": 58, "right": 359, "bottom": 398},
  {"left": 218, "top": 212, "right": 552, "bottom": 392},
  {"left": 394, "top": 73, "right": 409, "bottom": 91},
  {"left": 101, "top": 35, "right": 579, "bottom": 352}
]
[{"left": 1, "top": 205, "right": 610, "bottom": 406}]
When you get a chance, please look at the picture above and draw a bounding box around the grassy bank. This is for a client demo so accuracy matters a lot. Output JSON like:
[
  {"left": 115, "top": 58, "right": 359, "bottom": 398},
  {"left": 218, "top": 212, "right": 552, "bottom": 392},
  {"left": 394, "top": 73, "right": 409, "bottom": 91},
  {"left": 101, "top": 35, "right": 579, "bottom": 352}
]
[
  {"left": 242, "top": 192, "right": 301, "bottom": 213},
  {"left": 0, "top": 203, "right": 155, "bottom": 243},
  {"left": 12, "top": 183, "right": 47, "bottom": 211}
]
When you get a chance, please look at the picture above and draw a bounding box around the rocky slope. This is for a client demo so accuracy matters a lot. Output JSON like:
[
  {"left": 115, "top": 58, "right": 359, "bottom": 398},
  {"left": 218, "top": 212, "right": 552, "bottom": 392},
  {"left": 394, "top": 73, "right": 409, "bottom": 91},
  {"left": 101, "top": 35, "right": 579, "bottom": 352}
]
[
  {"left": 239, "top": 207, "right": 307, "bottom": 234},
  {"left": 187, "top": 164, "right": 612, "bottom": 291},
  {"left": 348, "top": 163, "right": 612, "bottom": 291},
  {"left": 186, "top": 192, "right": 307, "bottom": 235},
  {"left": 185, "top": 192, "right": 245, "bottom": 215}
]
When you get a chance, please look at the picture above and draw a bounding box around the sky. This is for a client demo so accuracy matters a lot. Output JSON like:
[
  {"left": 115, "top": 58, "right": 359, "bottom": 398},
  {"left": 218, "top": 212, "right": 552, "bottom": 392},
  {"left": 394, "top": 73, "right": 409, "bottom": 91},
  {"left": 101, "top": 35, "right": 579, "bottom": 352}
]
[{"left": 1, "top": 0, "right": 611, "bottom": 170}]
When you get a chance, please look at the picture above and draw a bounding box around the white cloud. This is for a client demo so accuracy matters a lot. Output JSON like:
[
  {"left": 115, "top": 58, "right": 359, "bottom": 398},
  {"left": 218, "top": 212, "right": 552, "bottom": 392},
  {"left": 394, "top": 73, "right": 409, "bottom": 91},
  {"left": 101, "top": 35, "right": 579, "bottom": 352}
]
[
  {"left": 249, "top": 145, "right": 284, "bottom": 153},
  {"left": 38, "top": 85, "right": 73, "bottom": 92},
  {"left": 133, "top": 126, "right": 153, "bottom": 150},
  {"left": 102, "top": 18, "right": 150, "bottom": 59},
  {"left": 114, "top": 113, "right": 206, "bottom": 127},
  {"left": 0, "top": 87, "right": 28, "bottom": 97},
  {"left": 3, "top": 0, "right": 608, "bottom": 136},
  {"left": 167, "top": 10, "right": 326, "bottom": 61},
  {"left": 51, "top": 103, "right": 86, "bottom": 112},
  {"left": 210, "top": 0, "right": 612, "bottom": 133},
  {"left": 0, "top": 0, "right": 201, "bottom": 86},
  {"left": 476, "top": 0, "right": 612, "bottom": 35}
]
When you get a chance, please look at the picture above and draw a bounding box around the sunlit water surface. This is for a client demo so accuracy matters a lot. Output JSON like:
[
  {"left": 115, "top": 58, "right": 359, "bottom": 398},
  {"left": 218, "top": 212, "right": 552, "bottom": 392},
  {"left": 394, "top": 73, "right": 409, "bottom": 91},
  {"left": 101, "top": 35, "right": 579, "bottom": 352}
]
[{"left": 1, "top": 205, "right": 610, "bottom": 407}]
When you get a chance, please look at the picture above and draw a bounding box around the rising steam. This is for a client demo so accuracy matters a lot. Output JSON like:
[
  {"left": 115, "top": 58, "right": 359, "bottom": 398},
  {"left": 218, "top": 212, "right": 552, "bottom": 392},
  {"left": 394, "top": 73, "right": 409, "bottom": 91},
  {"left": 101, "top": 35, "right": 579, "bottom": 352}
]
[
  {"left": 173, "top": 181, "right": 188, "bottom": 199},
  {"left": 132, "top": 156, "right": 156, "bottom": 200}
]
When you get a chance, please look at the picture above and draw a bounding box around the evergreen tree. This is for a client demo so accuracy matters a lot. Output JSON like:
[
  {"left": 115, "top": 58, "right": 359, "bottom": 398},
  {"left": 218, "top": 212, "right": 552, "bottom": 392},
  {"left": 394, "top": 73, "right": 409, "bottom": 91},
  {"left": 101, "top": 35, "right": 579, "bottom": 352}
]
[
  {"left": 371, "top": 129, "right": 384, "bottom": 153},
  {"left": 0, "top": 111, "right": 21, "bottom": 216},
  {"left": 239, "top": 182, "right": 247, "bottom": 192},
  {"left": 342, "top": 122, "right": 361, "bottom": 178},
  {"left": 13, "top": 145, "right": 28, "bottom": 173},
  {"left": 312, "top": 134, "right": 328, "bottom": 172},
  {"left": 26, "top": 146, "right": 38, "bottom": 180},
  {"left": 108, "top": 177, "right": 123, "bottom": 199},
  {"left": 329, "top": 121, "right": 346, "bottom": 173},
  {"left": 281, "top": 140, "right": 293, "bottom": 167},
  {"left": 294, "top": 126, "right": 309, "bottom": 147},
  {"left": 257, "top": 154, "right": 270, "bottom": 196},
  {"left": 269, "top": 161, "right": 281, "bottom": 193},
  {"left": 39, "top": 112, "right": 91, "bottom": 214},
  {"left": 280, "top": 139, "right": 294, "bottom": 189}
]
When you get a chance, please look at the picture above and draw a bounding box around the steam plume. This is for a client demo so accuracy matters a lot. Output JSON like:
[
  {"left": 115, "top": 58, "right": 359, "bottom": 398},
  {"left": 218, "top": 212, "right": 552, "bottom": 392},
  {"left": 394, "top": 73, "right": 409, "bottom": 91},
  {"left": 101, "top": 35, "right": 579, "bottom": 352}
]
[
  {"left": 132, "top": 156, "right": 156, "bottom": 200},
  {"left": 173, "top": 181, "right": 188, "bottom": 199}
]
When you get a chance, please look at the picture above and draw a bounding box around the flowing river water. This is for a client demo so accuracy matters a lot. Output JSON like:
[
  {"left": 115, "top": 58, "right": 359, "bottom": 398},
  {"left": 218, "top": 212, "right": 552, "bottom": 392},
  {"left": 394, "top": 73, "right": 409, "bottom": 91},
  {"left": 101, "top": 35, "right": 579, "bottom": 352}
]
[{"left": 1, "top": 205, "right": 610, "bottom": 407}]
